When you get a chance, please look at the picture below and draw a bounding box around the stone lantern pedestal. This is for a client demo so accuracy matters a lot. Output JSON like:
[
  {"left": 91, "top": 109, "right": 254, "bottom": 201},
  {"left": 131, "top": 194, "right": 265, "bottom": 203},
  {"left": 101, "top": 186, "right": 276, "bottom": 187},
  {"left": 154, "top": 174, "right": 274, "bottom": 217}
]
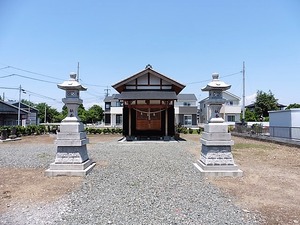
[
  {"left": 195, "top": 73, "right": 243, "bottom": 177},
  {"left": 45, "top": 73, "right": 95, "bottom": 176}
]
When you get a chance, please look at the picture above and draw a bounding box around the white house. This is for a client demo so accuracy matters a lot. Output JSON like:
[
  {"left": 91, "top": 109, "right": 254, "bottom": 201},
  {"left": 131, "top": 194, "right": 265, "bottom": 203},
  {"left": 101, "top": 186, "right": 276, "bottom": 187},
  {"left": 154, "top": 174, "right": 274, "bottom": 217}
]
[
  {"left": 199, "top": 91, "right": 241, "bottom": 125},
  {"left": 174, "top": 94, "right": 198, "bottom": 127},
  {"left": 269, "top": 108, "right": 300, "bottom": 139},
  {"left": 103, "top": 94, "right": 123, "bottom": 127}
]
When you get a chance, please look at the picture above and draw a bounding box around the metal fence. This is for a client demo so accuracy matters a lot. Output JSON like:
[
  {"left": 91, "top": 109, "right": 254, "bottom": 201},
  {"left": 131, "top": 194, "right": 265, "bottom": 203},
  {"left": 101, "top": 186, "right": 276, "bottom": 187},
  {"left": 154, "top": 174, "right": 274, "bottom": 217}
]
[
  {"left": 234, "top": 123, "right": 269, "bottom": 135},
  {"left": 234, "top": 124, "right": 300, "bottom": 140},
  {"left": 269, "top": 126, "right": 300, "bottom": 140}
]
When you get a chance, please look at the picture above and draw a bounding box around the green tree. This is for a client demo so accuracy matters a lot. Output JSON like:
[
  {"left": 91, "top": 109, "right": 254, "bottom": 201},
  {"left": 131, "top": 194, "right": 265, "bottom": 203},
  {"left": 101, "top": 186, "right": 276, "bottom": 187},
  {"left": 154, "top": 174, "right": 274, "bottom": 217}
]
[
  {"left": 21, "top": 99, "right": 35, "bottom": 107},
  {"left": 286, "top": 103, "right": 300, "bottom": 110},
  {"left": 254, "top": 90, "right": 278, "bottom": 120},
  {"left": 244, "top": 108, "right": 257, "bottom": 121},
  {"left": 35, "top": 103, "right": 60, "bottom": 123},
  {"left": 61, "top": 105, "right": 68, "bottom": 118},
  {"left": 78, "top": 104, "right": 87, "bottom": 123},
  {"left": 86, "top": 105, "right": 104, "bottom": 123},
  {"left": 61, "top": 104, "right": 88, "bottom": 123}
]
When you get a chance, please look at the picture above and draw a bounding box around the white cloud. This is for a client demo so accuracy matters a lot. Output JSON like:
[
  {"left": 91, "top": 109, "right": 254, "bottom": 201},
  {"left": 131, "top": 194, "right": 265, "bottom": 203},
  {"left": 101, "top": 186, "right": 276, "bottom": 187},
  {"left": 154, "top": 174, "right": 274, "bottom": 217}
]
[
  {"left": 245, "top": 93, "right": 256, "bottom": 105},
  {"left": 84, "top": 101, "right": 104, "bottom": 110}
]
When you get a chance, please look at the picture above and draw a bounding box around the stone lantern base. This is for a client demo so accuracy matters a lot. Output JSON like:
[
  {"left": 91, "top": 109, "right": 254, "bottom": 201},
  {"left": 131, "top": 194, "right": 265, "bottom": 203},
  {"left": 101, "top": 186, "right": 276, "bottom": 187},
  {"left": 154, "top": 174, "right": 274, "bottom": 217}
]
[
  {"left": 45, "top": 146, "right": 96, "bottom": 177},
  {"left": 45, "top": 121, "right": 96, "bottom": 177},
  {"left": 195, "top": 122, "right": 243, "bottom": 177}
]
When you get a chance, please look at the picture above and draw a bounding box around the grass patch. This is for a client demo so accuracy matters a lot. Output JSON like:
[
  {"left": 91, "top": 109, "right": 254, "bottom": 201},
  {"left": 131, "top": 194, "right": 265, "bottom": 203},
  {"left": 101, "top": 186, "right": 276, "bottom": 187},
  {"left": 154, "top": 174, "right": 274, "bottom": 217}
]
[{"left": 234, "top": 143, "right": 268, "bottom": 150}]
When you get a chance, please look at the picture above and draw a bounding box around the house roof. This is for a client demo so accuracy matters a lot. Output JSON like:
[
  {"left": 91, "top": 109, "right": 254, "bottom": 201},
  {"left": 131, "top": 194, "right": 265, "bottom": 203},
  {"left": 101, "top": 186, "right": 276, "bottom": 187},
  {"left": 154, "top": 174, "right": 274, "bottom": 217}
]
[
  {"left": 245, "top": 103, "right": 287, "bottom": 109},
  {"left": 177, "top": 94, "right": 197, "bottom": 101},
  {"left": 112, "top": 67, "right": 185, "bottom": 94},
  {"left": 11, "top": 102, "right": 38, "bottom": 112},
  {"left": 223, "top": 91, "right": 241, "bottom": 100},
  {"left": 104, "top": 94, "right": 121, "bottom": 102},
  {"left": 0, "top": 100, "right": 28, "bottom": 115},
  {"left": 198, "top": 91, "right": 240, "bottom": 103},
  {"left": 118, "top": 91, "right": 177, "bottom": 100}
]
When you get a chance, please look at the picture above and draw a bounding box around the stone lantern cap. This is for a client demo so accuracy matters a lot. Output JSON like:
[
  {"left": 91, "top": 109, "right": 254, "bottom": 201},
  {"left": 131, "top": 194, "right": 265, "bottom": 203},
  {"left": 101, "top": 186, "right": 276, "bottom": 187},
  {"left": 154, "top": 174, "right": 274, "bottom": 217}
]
[
  {"left": 201, "top": 73, "right": 231, "bottom": 92},
  {"left": 57, "top": 72, "right": 87, "bottom": 91}
]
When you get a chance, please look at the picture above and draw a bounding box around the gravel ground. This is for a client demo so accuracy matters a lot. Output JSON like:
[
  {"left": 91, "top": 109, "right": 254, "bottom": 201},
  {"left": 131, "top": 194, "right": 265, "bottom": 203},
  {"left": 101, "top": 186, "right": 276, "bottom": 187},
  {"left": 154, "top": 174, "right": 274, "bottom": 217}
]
[{"left": 0, "top": 138, "right": 261, "bottom": 225}]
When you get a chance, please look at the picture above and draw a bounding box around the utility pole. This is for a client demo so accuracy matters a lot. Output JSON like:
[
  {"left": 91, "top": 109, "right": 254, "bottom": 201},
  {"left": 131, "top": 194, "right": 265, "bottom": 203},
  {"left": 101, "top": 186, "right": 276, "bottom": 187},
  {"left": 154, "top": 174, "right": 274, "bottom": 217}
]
[
  {"left": 77, "top": 62, "right": 80, "bottom": 81},
  {"left": 44, "top": 104, "right": 47, "bottom": 123},
  {"left": 28, "top": 94, "right": 31, "bottom": 124},
  {"left": 104, "top": 87, "right": 110, "bottom": 97},
  {"left": 242, "top": 61, "right": 246, "bottom": 123},
  {"left": 18, "top": 85, "right": 21, "bottom": 126}
]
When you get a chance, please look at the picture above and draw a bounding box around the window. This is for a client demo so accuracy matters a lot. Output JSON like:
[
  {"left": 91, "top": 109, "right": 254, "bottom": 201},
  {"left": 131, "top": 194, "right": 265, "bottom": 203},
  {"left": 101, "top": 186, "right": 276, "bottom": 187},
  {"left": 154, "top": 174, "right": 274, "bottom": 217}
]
[
  {"left": 105, "top": 103, "right": 111, "bottom": 110},
  {"left": 116, "top": 115, "right": 122, "bottom": 125},
  {"left": 184, "top": 115, "right": 192, "bottom": 126},
  {"left": 116, "top": 101, "right": 123, "bottom": 107},
  {"left": 183, "top": 102, "right": 191, "bottom": 106},
  {"left": 227, "top": 115, "right": 235, "bottom": 122}
]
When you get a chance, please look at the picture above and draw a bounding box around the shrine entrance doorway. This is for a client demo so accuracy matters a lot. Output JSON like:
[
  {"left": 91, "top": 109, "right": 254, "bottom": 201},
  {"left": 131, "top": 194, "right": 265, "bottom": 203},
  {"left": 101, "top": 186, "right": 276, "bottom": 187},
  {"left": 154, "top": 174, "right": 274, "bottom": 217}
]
[{"left": 135, "top": 107, "right": 161, "bottom": 131}]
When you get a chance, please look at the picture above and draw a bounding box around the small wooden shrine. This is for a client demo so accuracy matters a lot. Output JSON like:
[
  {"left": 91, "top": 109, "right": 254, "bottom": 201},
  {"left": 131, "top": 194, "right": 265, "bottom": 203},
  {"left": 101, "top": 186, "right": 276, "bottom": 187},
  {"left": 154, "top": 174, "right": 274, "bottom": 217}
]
[{"left": 112, "top": 65, "right": 185, "bottom": 140}]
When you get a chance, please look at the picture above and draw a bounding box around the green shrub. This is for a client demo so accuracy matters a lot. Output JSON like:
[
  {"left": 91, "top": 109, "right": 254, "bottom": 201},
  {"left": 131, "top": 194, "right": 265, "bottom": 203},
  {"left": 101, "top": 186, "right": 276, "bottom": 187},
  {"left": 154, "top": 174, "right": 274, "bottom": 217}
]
[
  {"left": 36, "top": 125, "right": 45, "bottom": 134},
  {"left": 96, "top": 128, "right": 102, "bottom": 134},
  {"left": 103, "top": 128, "right": 111, "bottom": 134},
  {"left": 116, "top": 128, "right": 123, "bottom": 134},
  {"left": 16, "top": 126, "right": 26, "bottom": 136},
  {"left": 228, "top": 125, "right": 235, "bottom": 132}
]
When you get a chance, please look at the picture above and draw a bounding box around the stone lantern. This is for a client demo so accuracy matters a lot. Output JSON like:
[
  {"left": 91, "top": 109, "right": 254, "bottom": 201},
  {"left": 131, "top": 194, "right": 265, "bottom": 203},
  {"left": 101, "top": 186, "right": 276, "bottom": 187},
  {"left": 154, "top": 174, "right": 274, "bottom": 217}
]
[
  {"left": 45, "top": 73, "right": 95, "bottom": 176},
  {"left": 195, "top": 73, "right": 243, "bottom": 177},
  {"left": 202, "top": 73, "right": 231, "bottom": 123}
]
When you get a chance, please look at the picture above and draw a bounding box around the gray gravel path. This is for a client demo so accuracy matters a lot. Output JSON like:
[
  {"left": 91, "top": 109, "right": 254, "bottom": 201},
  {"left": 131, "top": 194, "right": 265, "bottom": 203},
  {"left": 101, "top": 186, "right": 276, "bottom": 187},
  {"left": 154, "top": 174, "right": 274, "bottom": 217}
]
[{"left": 0, "top": 138, "right": 261, "bottom": 225}]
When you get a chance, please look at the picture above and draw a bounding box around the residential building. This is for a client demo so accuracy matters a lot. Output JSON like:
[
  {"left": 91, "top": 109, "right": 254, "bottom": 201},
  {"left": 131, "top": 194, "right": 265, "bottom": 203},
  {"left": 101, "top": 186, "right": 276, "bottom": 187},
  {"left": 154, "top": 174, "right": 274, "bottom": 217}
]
[
  {"left": 245, "top": 103, "right": 286, "bottom": 111},
  {"left": 174, "top": 94, "right": 198, "bottom": 127},
  {"left": 0, "top": 100, "right": 29, "bottom": 126},
  {"left": 103, "top": 94, "right": 123, "bottom": 127},
  {"left": 199, "top": 91, "right": 241, "bottom": 125},
  {"left": 11, "top": 102, "right": 39, "bottom": 125}
]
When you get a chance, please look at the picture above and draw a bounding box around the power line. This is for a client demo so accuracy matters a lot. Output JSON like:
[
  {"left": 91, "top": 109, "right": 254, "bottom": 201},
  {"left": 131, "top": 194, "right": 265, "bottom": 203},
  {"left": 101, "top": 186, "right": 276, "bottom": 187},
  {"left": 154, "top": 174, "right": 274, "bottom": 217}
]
[
  {"left": 0, "top": 63, "right": 110, "bottom": 90},
  {"left": 104, "top": 87, "right": 111, "bottom": 97},
  {"left": 186, "top": 71, "right": 242, "bottom": 85},
  {"left": 0, "top": 63, "right": 64, "bottom": 81},
  {"left": 0, "top": 86, "right": 61, "bottom": 103},
  {"left": 23, "top": 89, "right": 61, "bottom": 102},
  {"left": 79, "top": 78, "right": 108, "bottom": 87},
  {"left": 0, "top": 73, "right": 58, "bottom": 84}
]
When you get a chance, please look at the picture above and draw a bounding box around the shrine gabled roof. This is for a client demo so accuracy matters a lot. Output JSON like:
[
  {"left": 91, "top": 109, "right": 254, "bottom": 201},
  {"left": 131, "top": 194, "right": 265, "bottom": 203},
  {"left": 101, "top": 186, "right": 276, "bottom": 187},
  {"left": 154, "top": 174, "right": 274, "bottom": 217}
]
[
  {"left": 112, "top": 67, "right": 185, "bottom": 94},
  {"left": 119, "top": 91, "right": 177, "bottom": 100}
]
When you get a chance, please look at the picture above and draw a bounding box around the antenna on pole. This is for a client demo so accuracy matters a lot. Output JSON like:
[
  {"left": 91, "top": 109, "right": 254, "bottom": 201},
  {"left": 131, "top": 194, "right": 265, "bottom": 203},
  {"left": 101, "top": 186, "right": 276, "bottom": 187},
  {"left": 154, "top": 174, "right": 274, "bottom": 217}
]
[
  {"left": 104, "top": 86, "right": 110, "bottom": 97},
  {"left": 242, "top": 61, "right": 246, "bottom": 123}
]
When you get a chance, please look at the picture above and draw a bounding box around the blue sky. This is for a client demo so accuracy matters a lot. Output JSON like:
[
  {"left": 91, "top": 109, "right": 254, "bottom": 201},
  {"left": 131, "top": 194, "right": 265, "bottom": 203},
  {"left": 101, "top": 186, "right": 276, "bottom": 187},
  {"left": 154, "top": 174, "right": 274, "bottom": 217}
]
[{"left": 0, "top": 0, "right": 299, "bottom": 111}]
